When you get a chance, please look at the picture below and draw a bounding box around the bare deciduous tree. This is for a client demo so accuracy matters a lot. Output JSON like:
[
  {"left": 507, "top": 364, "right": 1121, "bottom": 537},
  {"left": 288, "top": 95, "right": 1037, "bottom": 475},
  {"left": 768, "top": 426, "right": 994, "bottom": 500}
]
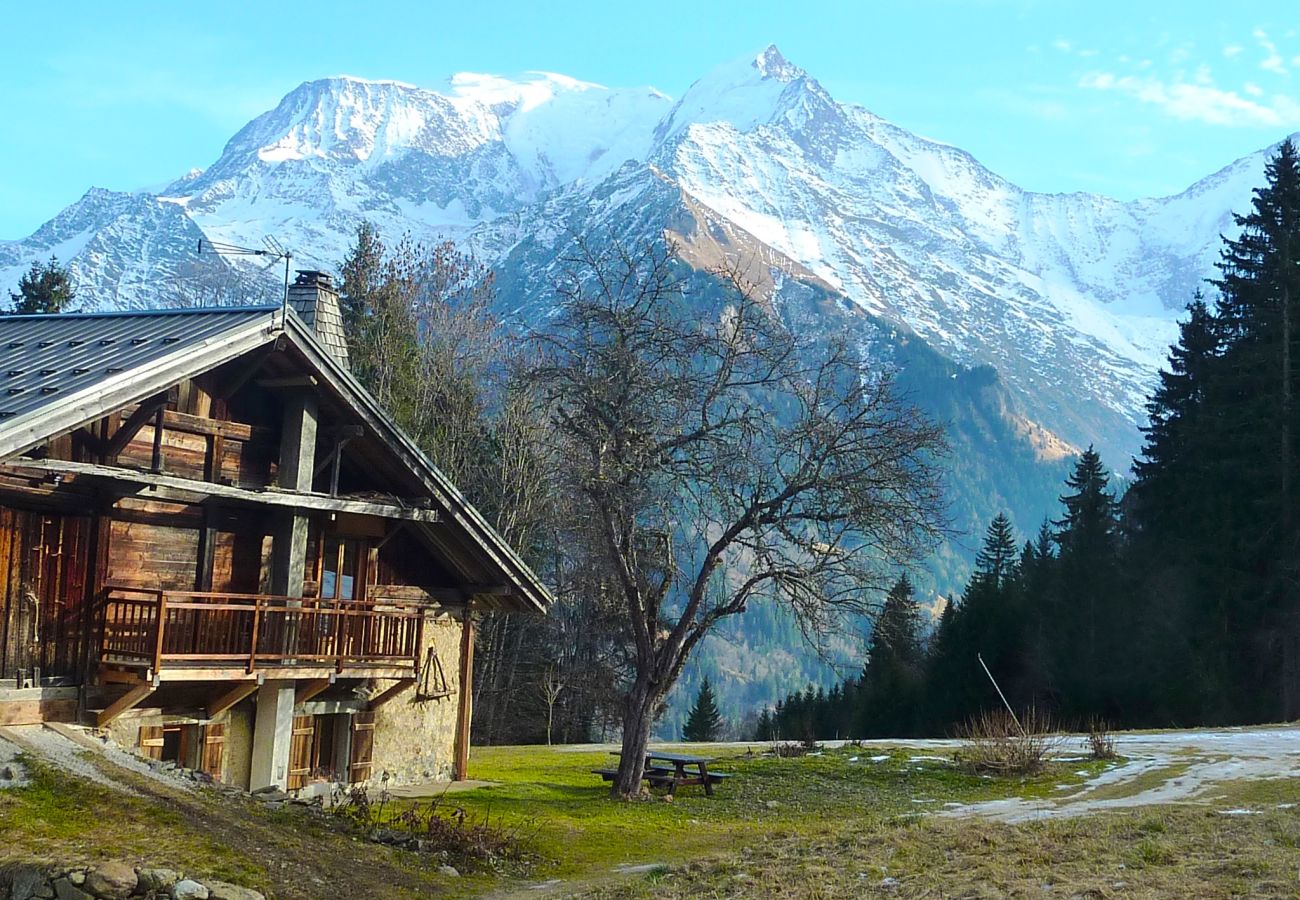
[{"left": 526, "top": 238, "right": 948, "bottom": 796}]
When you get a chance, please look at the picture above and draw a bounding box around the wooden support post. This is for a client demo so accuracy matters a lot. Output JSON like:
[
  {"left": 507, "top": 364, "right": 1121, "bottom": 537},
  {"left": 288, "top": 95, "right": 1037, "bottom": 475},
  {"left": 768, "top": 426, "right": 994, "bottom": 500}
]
[
  {"left": 97, "top": 681, "right": 157, "bottom": 727},
  {"left": 453, "top": 605, "right": 475, "bottom": 782},
  {"left": 368, "top": 678, "right": 415, "bottom": 711},
  {"left": 207, "top": 679, "right": 262, "bottom": 719},
  {"left": 294, "top": 676, "right": 334, "bottom": 706},
  {"left": 196, "top": 506, "right": 217, "bottom": 592},
  {"left": 149, "top": 405, "right": 166, "bottom": 473}
]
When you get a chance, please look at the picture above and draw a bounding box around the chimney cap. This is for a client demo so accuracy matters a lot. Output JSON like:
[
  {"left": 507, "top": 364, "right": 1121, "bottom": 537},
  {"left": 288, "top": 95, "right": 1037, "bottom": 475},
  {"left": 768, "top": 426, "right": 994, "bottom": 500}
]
[{"left": 293, "top": 270, "right": 334, "bottom": 288}]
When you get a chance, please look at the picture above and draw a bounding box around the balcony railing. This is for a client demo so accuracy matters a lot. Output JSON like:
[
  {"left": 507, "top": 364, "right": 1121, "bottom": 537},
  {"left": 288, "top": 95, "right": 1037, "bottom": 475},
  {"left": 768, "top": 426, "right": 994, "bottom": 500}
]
[{"left": 100, "top": 587, "right": 424, "bottom": 674}]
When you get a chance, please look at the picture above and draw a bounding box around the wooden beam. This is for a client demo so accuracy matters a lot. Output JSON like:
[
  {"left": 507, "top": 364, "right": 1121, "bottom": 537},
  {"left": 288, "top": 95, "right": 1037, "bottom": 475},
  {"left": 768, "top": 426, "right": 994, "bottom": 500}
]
[
  {"left": 14, "top": 459, "right": 442, "bottom": 523},
  {"left": 453, "top": 607, "right": 475, "bottom": 781},
  {"left": 368, "top": 679, "right": 415, "bottom": 710},
  {"left": 257, "top": 375, "right": 318, "bottom": 389},
  {"left": 294, "top": 676, "right": 334, "bottom": 706},
  {"left": 103, "top": 394, "right": 168, "bottom": 459},
  {"left": 206, "top": 680, "right": 262, "bottom": 719},
  {"left": 99, "top": 668, "right": 147, "bottom": 685},
  {"left": 97, "top": 682, "right": 157, "bottom": 727},
  {"left": 164, "top": 408, "right": 267, "bottom": 443}
]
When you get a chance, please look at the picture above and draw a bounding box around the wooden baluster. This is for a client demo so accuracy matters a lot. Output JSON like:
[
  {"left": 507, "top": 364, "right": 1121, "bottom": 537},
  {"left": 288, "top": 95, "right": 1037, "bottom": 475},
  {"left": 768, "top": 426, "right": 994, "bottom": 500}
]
[
  {"left": 152, "top": 592, "right": 168, "bottom": 675},
  {"left": 247, "top": 595, "right": 261, "bottom": 673}
]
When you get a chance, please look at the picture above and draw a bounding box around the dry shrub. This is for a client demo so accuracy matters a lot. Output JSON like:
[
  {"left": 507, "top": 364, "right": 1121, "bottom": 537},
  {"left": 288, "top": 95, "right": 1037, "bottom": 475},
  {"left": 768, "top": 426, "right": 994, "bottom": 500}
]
[
  {"left": 768, "top": 741, "right": 811, "bottom": 758},
  {"left": 955, "top": 708, "right": 1058, "bottom": 776},
  {"left": 1087, "top": 718, "right": 1118, "bottom": 760},
  {"left": 329, "top": 785, "right": 532, "bottom": 868}
]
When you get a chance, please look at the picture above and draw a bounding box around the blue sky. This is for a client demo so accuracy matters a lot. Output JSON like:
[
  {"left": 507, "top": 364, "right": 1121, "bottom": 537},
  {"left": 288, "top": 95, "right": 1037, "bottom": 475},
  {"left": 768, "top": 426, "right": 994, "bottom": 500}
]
[{"left": 2, "top": 1, "right": 1299, "bottom": 239}]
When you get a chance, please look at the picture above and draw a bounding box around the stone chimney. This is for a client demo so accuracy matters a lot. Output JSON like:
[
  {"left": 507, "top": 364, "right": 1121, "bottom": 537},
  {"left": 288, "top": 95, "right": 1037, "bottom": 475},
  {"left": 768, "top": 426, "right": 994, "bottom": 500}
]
[{"left": 287, "top": 270, "right": 350, "bottom": 368}]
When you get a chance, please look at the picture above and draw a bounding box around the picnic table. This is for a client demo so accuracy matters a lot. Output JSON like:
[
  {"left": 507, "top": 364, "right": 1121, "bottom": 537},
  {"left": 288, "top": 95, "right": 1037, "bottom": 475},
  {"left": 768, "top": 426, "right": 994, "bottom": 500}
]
[{"left": 593, "top": 750, "right": 733, "bottom": 796}]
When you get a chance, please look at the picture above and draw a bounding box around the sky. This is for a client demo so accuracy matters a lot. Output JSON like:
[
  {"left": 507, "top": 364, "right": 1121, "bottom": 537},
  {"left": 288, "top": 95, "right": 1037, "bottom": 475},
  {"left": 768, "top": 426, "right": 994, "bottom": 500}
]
[{"left": 2, "top": 1, "right": 1299, "bottom": 239}]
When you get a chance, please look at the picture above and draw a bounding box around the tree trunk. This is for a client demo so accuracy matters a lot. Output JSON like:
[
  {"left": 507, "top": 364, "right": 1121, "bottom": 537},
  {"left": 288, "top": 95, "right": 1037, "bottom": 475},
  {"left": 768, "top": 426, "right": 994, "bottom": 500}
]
[{"left": 612, "top": 677, "right": 659, "bottom": 797}]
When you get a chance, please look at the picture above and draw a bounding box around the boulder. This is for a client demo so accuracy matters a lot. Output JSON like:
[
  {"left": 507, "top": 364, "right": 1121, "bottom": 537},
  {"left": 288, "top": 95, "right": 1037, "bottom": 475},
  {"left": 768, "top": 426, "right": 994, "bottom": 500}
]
[
  {"left": 82, "top": 861, "right": 136, "bottom": 900},
  {"left": 136, "top": 868, "right": 181, "bottom": 894},
  {"left": 170, "top": 880, "right": 210, "bottom": 900},
  {"left": 51, "top": 877, "right": 93, "bottom": 900},
  {"left": 8, "top": 863, "right": 54, "bottom": 900},
  {"left": 205, "top": 881, "right": 265, "bottom": 900},
  {"left": 437, "top": 865, "right": 460, "bottom": 878}
]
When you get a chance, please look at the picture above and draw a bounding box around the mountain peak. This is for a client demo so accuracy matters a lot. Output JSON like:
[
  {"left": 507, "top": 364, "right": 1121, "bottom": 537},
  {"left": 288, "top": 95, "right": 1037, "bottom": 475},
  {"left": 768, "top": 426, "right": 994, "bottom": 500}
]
[
  {"left": 654, "top": 45, "right": 825, "bottom": 143},
  {"left": 753, "top": 44, "right": 804, "bottom": 81}
]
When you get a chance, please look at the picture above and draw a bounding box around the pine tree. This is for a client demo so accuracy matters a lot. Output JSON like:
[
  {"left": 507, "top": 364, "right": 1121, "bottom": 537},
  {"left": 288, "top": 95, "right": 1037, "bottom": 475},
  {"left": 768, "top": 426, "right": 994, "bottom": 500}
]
[
  {"left": 8, "top": 257, "right": 75, "bottom": 314},
  {"left": 1128, "top": 140, "right": 1300, "bottom": 722},
  {"left": 974, "top": 513, "right": 1019, "bottom": 590},
  {"left": 682, "top": 677, "right": 724, "bottom": 742},
  {"left": 858, "top": 574, "right": 924, "bottom": 737},
  {"left": 1053, "top": 447, "right": 1121, "bottom": 718}
]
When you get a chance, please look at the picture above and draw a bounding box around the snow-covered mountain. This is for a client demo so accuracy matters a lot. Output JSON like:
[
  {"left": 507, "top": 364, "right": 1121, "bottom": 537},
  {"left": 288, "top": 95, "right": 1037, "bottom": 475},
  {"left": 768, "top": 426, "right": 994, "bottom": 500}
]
[{"left": 2, "top": 46, "right": 1291, "bottom": 464}]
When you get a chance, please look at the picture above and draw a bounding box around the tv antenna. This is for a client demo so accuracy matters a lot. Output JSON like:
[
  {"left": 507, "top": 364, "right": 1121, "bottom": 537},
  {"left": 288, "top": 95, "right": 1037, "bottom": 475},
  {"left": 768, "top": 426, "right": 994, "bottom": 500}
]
[{"left": 197, "top": 236, "right": 293, "bottom": 322}]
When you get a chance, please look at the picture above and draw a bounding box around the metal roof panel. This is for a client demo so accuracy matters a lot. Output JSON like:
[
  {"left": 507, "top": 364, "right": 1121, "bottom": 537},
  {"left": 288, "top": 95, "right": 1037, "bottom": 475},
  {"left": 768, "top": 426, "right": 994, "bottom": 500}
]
[{"left": 0, "top": 306, "right": 279, "bottom": 422}]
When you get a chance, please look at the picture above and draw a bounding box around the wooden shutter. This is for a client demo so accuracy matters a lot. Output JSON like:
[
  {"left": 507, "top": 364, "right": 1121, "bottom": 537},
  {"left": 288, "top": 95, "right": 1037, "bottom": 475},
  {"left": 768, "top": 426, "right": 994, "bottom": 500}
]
[
  {"left": 200, "top": 723, "right": 225, "bottom": 781},
  {"left": 287, "top": 714, "right": 315, "bottom": 791},
  {"left": 138, "top": 725, "right": 164, "bottom": 760},
  {"left": 349, "top": 711, "right": 376, "bottom": 784}
]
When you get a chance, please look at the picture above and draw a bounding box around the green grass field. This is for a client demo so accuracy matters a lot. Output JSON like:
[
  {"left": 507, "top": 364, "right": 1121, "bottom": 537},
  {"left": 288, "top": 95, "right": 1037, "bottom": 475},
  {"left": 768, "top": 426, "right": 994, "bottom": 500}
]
[{"left": 4, "top": 741, "right": 1299, "bottom": 898}]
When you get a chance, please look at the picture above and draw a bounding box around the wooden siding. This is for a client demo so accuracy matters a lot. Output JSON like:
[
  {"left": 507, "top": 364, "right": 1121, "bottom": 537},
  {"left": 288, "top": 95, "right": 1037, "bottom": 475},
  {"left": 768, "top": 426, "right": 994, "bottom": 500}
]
[{"left": 0, "top": 504, "right": 90, "bottom": 681}]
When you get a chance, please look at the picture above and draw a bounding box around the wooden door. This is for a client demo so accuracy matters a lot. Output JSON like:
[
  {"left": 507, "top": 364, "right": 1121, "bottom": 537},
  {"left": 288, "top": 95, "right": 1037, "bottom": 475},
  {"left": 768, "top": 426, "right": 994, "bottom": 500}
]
[
  {"left": 287, "top": 714, "right": 315, "bottom": 791},
  {"left": 201, "top": 723, "right": 225, "bottom": 781},
  {"left": 349, "top": 711, "right": 375, "bottom": 784},
  {"left": 138, "top": 725, "right": 164, "bottom": 760}
]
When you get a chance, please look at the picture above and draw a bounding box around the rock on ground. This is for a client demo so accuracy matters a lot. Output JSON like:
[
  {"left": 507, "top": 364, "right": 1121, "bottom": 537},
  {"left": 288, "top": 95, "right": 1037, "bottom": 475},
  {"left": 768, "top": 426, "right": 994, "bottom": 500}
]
[
  {"left": 170, "top": 879, "right": 211, "bottom": 900},
  {"left": 205, "top": 880, "right": 265, "bottom": 900},
  {"left": 82, "top": 861, "right": 136, "bottom": 899}
]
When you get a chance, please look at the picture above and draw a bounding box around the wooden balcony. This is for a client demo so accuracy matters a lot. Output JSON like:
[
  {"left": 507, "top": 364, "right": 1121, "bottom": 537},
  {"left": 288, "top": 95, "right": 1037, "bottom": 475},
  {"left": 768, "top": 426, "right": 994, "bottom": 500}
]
[{"left": 99, "top": 587, "right": 424, "bottom": 680}]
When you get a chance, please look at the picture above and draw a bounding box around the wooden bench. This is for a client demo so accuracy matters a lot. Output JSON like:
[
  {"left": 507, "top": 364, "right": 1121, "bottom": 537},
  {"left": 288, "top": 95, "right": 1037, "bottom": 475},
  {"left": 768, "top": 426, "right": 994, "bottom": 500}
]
[{"left": 597, "top": 751, "right": 735, "bottom": 797}]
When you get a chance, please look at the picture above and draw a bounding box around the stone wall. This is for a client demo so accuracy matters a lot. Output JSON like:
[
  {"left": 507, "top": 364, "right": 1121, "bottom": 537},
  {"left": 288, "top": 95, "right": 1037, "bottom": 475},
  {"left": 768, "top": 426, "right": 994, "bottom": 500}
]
[
  {"left": 367, "top": 611, "right": 463, "bottom": 785},
  {"left": 103, "top": 705, "right": 252, "bottom": 789},
  {"left": 222, "top": 705, "right": 254, "bottom": 789}
]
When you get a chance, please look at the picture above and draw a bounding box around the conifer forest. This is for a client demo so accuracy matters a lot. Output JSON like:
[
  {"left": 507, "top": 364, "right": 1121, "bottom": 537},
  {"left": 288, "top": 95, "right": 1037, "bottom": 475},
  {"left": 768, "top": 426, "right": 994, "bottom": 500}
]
[{"left": 760, "top": 141, "right": 1300, "bottom": 740}]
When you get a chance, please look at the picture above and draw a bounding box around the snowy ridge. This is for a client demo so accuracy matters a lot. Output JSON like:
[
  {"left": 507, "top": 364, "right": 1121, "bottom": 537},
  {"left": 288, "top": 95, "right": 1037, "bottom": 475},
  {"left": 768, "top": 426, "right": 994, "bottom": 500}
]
[{"left": 2, "top": 46, "right": 1293, "bottom": 460}]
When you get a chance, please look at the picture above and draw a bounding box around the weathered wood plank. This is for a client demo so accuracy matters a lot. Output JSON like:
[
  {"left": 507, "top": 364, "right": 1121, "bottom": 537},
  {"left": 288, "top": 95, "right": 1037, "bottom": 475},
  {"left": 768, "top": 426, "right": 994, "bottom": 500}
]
[{"left": 19, "top": 460, "right": 442, "bottom": 523}]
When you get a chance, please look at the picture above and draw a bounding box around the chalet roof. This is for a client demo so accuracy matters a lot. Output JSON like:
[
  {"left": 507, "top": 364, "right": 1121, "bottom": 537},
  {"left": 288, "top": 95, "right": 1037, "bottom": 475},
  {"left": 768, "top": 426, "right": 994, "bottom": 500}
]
[
  {"left": 0, "top": 306, "right": 280, "bottom": 424},
  {"left": 0, "top": 305, "right": 553, "bottom": 614}
]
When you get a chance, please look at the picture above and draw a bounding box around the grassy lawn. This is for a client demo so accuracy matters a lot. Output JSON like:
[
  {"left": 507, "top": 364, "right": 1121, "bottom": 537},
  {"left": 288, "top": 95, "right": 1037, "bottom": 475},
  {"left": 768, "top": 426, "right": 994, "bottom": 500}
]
[
  {"left": 437, "top": 743, "right": 1111, "bottom": 892},
  {"left": 6, "top": 739, "right": 1296, "bottom": 898}
]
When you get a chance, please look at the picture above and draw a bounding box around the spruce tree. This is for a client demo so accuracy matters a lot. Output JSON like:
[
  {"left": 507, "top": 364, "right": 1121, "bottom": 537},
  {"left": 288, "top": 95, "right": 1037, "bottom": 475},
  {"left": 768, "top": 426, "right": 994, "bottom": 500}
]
[
  {"left": 682, "top": 677, "right": 724, "bottom": 742},
  {"left": 8, "top": 257, "right": 75, "bottom": 314},
  {"left": 858, "top": 574, "right": 924, "bottom": 737},
  {"left": 1053, "top": 447, "right": 1121, "bottom": 718}
]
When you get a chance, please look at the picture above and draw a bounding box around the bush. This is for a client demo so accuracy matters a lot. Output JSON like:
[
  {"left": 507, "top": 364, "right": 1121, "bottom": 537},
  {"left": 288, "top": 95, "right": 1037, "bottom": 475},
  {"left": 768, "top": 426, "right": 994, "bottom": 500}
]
[
  {"left": 1086, "top": 719, "right": 1118, "bottom": 760},
  {"left": 328, "top": 786, "right": 533, "bottom": 869},
  {"left": 954, "top": 708, "right": 1058, "bottom": 776}
]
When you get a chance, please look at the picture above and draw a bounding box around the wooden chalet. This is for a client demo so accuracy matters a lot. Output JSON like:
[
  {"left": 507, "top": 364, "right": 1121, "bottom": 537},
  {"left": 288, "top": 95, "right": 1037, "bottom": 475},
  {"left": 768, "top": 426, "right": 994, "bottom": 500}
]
[{"left": 0, "top": 272, "right": 552, "bottom": 791}]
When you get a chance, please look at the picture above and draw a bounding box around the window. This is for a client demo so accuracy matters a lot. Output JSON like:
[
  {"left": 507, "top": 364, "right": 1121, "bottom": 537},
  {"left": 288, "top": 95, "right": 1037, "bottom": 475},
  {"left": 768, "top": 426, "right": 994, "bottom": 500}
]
[{"left": 320, "top": 537, "right": 362, "bottom": 601}]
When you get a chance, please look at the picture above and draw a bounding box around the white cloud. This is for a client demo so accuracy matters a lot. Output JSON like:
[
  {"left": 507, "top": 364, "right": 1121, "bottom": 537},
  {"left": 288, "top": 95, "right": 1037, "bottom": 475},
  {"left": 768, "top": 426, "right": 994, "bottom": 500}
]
[
  {"left": 1245, "top": 82, "right": 1265, "bottom": 97},
  {"left": 1224, "top": 44, "right": 1244, "bottom": 58},
  {"left": 1254, "top": 28, "right": 1288, "bottom": 76},
  {"left": 1052, "top": 38, "right": 1073, "bottom": 53},
  {"left": 1079, "top": 70, "right": 1300, "bottom": 128}
]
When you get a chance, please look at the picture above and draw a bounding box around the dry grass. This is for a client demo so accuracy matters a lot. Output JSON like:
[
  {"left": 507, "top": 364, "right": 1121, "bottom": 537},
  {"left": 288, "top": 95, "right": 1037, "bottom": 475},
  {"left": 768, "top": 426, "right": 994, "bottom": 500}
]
[
  {"left": 584, "top": 797, "right": 1300, "bottom": 898},
  {"left": 953, "top": 708, "right": 1059, "bottom": 776}
]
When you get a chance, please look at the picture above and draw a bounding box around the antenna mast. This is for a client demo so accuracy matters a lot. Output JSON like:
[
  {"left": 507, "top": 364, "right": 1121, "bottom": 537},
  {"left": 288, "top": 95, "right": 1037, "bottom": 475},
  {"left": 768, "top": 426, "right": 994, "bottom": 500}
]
[{"left": 197, "top": 237, "right": 293, "bottom": 324}]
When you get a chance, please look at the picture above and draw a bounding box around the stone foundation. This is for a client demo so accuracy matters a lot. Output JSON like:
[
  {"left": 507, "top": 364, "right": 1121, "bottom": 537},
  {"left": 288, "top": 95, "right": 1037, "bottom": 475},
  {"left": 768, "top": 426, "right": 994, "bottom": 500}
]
[{"left": 366, "top": 612, "right": 463, "bottom": 785}]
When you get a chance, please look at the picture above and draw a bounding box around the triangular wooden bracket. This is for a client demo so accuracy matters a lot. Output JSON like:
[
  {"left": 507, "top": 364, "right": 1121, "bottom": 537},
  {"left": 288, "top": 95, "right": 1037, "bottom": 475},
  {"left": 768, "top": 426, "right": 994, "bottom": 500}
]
[{"left": 415, "top": 645, "right": 452, "bottom": 701}]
